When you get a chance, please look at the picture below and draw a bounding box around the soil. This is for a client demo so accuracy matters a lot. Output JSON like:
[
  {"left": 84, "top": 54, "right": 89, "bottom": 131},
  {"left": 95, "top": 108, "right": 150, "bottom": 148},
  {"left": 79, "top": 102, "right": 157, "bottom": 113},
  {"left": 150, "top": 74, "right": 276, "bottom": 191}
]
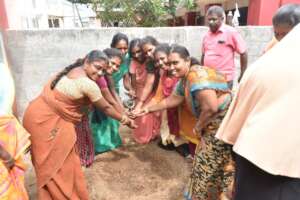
[{"left": 25, "top": 126, "right": 192, "bottom": 200}]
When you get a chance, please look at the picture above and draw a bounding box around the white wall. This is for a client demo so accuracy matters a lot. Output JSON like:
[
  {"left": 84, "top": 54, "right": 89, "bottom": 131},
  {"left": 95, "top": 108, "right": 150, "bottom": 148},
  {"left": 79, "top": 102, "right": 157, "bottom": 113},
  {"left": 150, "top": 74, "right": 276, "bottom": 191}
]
[
  {"left": 4, "top": 26, "right": 273, "bottom": 116},
  {"left": 5, "top": 0, "right": 97, "bottom": 29}
]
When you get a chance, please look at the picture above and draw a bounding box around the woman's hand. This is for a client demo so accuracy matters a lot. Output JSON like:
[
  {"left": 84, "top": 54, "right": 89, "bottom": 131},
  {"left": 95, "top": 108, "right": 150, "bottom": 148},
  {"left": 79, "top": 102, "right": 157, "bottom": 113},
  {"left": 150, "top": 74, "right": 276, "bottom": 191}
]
[
  {"left": 131, "top": 108, "right": 149, "bottom": 117},
  {"left": 121, "top": 116, "right": 137, "bottom": 129},
  {"left": 125, "top": 109, "right": 135, "bottom": 119},
  {"left": 193, "top": 121, "right": 202, "bottom": 139},
  {"left": 193, "top": 121, "right": 207, "bottom": 151},
  {"left": 126, "top": 90, "right": 136, "bottom": 98},
  {"left": 1, "top": 152, "right": 15, "bottom": 171},
  {"left": 133, "top": 101, "right": 143, "bottom": 112},
  {"left": 0, "top": 147, "right": 15, "bottom": 171}
]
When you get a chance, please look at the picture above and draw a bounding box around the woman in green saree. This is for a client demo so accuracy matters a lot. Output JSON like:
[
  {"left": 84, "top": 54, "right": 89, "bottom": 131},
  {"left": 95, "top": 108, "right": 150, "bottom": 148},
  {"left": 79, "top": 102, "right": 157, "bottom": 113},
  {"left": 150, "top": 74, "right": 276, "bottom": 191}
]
[{"left": 90, "top": 48, "right": 124, "bottom": 153}]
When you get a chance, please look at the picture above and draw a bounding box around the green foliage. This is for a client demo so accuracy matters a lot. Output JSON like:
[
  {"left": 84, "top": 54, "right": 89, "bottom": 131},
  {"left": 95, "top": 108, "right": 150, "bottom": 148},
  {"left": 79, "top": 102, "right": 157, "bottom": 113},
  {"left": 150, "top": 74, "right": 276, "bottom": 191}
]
[
  {"left": 93, "top": 0, "right": 168, "bottom": 27},
  {"left": 68, "top": 0, "right": 196, "bottom": 27},
  {"left": 184, "top": 0, "right": 197, "bottom": 10}
]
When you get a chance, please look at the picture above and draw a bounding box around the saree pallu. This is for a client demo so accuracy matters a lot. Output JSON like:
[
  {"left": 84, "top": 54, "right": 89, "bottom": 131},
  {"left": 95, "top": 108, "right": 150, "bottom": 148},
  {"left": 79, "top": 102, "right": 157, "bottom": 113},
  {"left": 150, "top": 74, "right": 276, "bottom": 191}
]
[
  {"left": 0, "top": 116, "right": 31, "bottom": 200},
  {"left": 178, "top": 104, "right": 199, "bottom": 145},
  {"left": 75, "top": 114, "right": 94, "bottom": 167},
  {"left": 23, "top": 83, "right": 89, "bottom": 200}
]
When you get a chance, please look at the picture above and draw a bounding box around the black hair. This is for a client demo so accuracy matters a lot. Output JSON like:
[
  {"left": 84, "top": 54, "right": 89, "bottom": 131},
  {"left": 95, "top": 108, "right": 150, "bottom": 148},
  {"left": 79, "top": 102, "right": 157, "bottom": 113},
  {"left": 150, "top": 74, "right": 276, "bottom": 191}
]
[
  {"left": 169, "top": 44, "right": 200, "bottom": 66},
  {"left": 129, "top": 38, "right": 142, "bottom": 57},
  {"left": 206, "top": 5, "right": 225, "bottom": 18},
  {"left": 273, "top": 4, "right": 300, "bottom": 27},
  {"left": 50, "top": 50, "right": 108, "bottom": 90},
  {"left": 141, "top": 35, "right": 159, "bottom": 47},
  {"left": 103, "top": 48, "right": 122, "bottom": 60},
  {"left": 154, "top": 43, "right": 170, "bottom": 56},
  {"left": 190, "top": 57, "right": 200, "bottom": 66},
  {"left": 110, "top": 32, "right": 129, "bottom": 48},
  {"left": 169, "top": 44, "right": 190, "bottom": 60}
]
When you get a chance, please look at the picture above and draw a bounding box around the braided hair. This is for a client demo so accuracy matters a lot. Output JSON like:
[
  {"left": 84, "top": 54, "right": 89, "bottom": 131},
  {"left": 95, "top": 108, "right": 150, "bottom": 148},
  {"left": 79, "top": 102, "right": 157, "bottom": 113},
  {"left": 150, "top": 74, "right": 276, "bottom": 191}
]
[{"left": 50, "top": 50, "right": 108, "bottom": 90}]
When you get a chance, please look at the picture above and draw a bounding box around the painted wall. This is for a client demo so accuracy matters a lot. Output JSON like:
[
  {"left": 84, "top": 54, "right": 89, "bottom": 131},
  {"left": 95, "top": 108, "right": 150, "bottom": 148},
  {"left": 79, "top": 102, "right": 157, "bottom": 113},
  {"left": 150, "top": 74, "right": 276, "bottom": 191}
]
[{"left": 248, "top": 0, "right": 300, "bottom": 25}]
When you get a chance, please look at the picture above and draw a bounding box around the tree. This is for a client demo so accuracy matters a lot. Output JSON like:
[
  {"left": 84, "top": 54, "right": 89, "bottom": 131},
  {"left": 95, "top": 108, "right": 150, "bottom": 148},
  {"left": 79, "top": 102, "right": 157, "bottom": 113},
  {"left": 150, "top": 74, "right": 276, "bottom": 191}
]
[
  {"left": 93, "top": 0, "right": 168, "bottom": 27},
  {"left": 67, "top": 0, "right": 197, "bottom": 27}
]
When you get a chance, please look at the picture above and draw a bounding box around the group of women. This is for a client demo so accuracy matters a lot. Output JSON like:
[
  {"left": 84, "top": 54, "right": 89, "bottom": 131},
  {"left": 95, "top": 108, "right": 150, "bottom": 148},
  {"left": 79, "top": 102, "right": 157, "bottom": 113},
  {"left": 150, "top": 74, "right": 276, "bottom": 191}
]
[
  {"left": 2, "top": 29, "right": 232, "bottom": 199},
  {"left": 0, "top": 32, "right": 251, "bottom": 200},
  {"left": 2, "top": 3, "right": 300, "bottom": 200}
]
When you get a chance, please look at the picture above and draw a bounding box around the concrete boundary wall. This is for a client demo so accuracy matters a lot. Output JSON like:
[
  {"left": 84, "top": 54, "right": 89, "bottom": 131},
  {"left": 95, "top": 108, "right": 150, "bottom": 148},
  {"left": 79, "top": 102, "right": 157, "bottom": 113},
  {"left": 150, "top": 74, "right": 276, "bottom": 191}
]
[{"left": 4, "top": 26, "right": 273, "bottom": 115}]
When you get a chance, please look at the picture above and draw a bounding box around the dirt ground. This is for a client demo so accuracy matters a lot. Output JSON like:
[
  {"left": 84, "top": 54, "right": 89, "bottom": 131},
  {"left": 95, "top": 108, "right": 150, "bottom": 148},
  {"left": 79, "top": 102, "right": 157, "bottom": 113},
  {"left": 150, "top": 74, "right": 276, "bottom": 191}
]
[{"left": 25, "top": 126, "right": 192, "bottom": 200}]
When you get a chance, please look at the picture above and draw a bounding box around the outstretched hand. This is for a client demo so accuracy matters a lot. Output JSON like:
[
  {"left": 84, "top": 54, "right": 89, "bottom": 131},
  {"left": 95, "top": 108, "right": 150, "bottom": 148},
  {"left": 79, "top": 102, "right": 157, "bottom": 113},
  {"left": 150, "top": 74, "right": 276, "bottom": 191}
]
[
  {"left": 130, "top": 108, "right": 149, "bottom": 118},
  {"left": 125, "top": 90, "right": 136, "bottom": 98},
  {"left": 193, "top": 122, "right": 207, "bottom": 151},
  {"left": 125, "top": 118, "right": 138, "bottom": 129},
  {"left": 1, "top": 153, "right": 15, "bottom": 171},
  {"left": 193, "top": 121, "right": 202, "bottom": 139}
]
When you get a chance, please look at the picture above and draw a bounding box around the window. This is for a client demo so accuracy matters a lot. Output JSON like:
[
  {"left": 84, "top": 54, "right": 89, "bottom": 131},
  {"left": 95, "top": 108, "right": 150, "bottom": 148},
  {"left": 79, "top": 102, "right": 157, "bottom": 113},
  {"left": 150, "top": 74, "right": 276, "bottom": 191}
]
[{"left": 48, "top": 17, "right": 61, "bottom": 28}]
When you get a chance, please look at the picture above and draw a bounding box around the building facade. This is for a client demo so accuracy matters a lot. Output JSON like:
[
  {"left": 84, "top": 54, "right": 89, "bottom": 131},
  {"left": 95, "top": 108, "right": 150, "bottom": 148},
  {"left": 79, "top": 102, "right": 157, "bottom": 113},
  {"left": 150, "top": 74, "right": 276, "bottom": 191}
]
[
  {"left": 0, "top": 0, "right": 99, "bottom": 30},
  {"left": 176, "top": 0, "right": 300, "bottom": 26}
]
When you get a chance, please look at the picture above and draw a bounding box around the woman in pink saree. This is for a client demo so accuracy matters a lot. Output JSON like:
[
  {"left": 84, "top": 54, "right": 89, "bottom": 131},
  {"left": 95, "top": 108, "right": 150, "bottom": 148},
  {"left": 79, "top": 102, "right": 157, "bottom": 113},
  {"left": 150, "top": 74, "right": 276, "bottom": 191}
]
[{"left": 129, "top": 38, "right": 161, "bottom": 144}]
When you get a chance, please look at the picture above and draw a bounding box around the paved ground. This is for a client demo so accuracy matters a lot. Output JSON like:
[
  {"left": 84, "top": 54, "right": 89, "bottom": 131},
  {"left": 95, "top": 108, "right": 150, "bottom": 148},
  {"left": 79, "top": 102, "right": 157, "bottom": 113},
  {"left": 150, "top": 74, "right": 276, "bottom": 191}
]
[{"left": 25, "top": 126, "right": 192, "bottom": 200}]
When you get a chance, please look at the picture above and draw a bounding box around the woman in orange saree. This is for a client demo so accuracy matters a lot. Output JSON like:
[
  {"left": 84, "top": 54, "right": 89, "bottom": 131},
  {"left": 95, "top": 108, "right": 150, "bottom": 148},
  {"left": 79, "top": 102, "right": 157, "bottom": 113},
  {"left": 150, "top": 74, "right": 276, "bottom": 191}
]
[
  {"left": 0, "top": 52, "right": 31, "bottom": 199},
  {"left": 23, "top": 50, "right": 135, "bottom": 200}
]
